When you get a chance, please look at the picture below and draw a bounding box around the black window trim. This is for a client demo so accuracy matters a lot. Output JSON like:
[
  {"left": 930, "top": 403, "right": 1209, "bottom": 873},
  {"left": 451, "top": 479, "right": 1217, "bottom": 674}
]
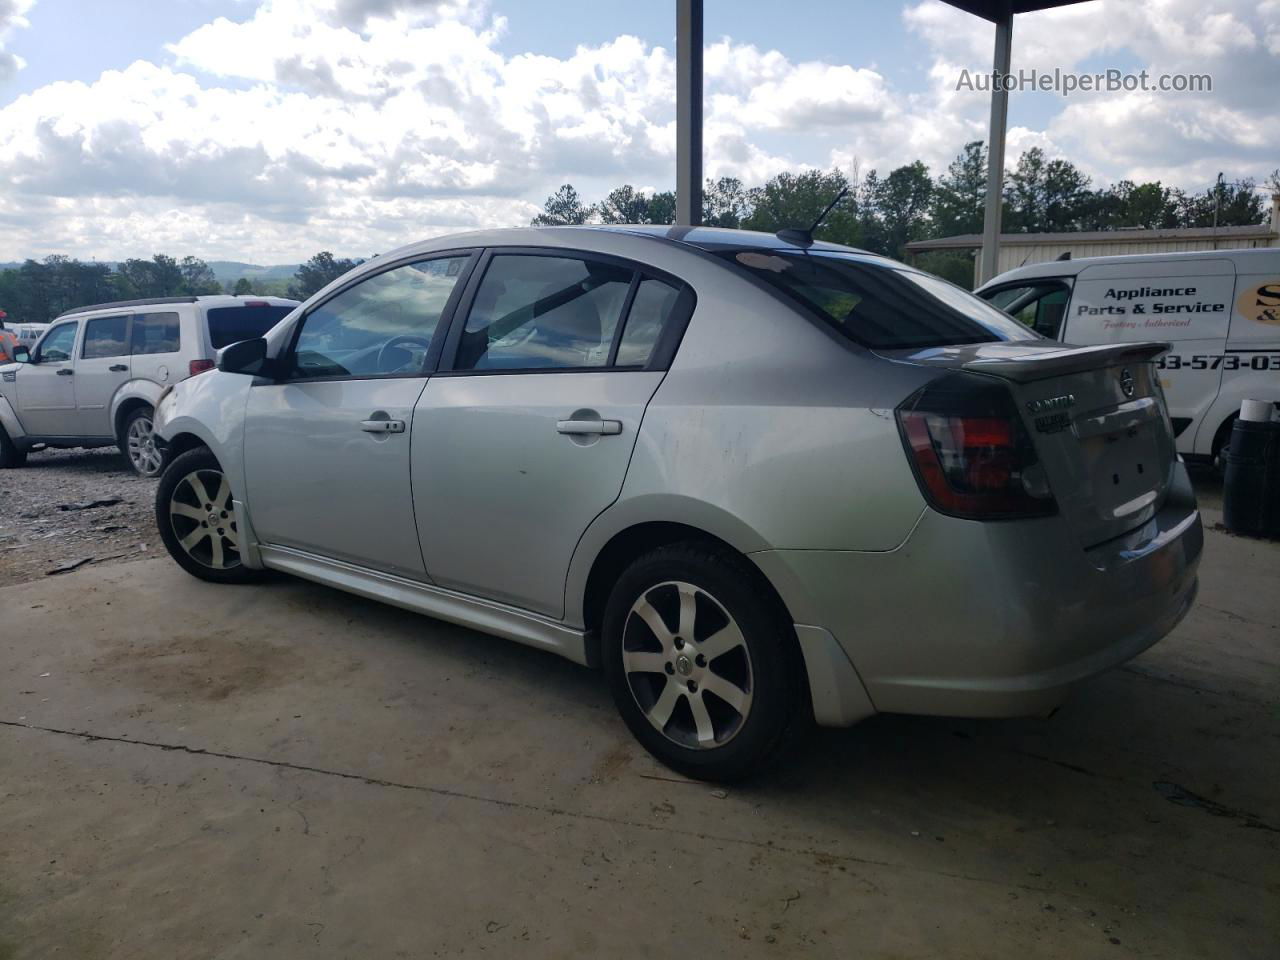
[
  {"left": 80, "top": 313, "right": 133, "bottom": 360},
  {"left": 434, "top": 245, "right": 696, "bottom": 378},
  {"left": 271, "top": 247, "right": 482, "bottom": 385}
]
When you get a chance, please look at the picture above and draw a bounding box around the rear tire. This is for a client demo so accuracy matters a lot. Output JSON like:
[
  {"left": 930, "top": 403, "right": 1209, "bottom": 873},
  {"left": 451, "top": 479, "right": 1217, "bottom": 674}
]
[
  {"left": 122, "top": 406, "right": 168, "bottom": 477},
  {"left": 602, "top": 542, "right": 806, "bottom": 782},
  {"left": 155, "top": 447, "right": 261, "bottom": 584},
  {"left": 0, "top": 424, "right": 27, "bottom": 468}
]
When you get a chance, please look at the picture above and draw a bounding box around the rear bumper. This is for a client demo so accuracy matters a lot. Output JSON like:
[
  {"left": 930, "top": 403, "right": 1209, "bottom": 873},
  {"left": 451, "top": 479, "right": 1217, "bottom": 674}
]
[{"left": 753, "top": 463, "right": 1203, "bottom": 723}]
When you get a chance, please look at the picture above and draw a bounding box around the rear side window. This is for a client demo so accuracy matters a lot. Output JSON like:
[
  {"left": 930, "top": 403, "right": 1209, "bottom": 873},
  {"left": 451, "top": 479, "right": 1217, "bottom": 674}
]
[
  {"left": 82, "top": 315, "right": 129, "bottom": 358},
  {"left": 984, "top": 282, "right": 1070, "bottom": 339},
  {"left": 616, "top": 278, "right": 680, "bottom": 367},
  {"left": 131, "top": 312, "right": 181, "bottom": 355},
  {"left": 721, "top": 250, "right": 1037, "bottom": 349},
  {"left": 206, "top": 305, "right": 294, "bottom": 350},
  {"left": 454, "top": 255, "right": 632, "bottom": 371}
]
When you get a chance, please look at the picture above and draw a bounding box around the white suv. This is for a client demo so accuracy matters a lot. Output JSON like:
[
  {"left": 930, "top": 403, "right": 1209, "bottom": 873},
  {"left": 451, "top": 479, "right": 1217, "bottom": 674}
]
[{"left": 0, "top": 295, "right": 298, "bottom": 475}]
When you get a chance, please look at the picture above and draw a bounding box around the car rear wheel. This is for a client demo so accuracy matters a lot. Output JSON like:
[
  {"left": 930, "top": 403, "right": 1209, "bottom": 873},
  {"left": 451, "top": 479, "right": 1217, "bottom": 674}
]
[
  {"left": 155, "top": 448, "right": 260, "bottom": 584},
  {"left": 603, "top": 542, "right": 805, "bottom": 782},
  {"left": 0, "top": 424, "right": 27, "bottom": 468},
  {"left": 123, "top": 406, "right": 168, "bottom": 477}
]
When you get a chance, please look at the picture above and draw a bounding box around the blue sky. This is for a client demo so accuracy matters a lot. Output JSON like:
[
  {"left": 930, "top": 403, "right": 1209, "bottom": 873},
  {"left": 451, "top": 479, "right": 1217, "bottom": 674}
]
[{"left": 0, "top": 0, "right": 1274, "bottom": 261}]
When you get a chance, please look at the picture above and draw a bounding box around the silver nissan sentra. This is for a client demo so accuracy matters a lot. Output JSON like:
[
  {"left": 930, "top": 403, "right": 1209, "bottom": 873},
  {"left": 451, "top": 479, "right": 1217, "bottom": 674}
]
[{"left": 152, "top": 225, "right": 1203, "bottom": 780}]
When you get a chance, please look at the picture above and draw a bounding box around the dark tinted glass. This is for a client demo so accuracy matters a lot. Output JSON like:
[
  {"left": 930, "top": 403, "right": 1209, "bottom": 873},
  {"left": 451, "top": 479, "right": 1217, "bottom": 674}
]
[
  {"left": 82, "top": 315, "right": 129, "bottom": 359},
  {"left": 131, "top": 311, "right": 181, "bottom": 355},
  {"left": 721, "top": 251, "right": 1036, "bottom": 349},
  {"left": 616, "top": 278, "right": 679, "bottom": 367},
  {"left": 455, "top": 256, "right": 632, "bottom": 370},
  {"left": 207, "top": 305, "right": 294, "bottom": 349}
]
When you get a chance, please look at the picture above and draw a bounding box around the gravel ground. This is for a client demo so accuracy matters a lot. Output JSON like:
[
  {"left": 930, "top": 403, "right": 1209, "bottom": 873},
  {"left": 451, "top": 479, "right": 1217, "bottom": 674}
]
[{"left": 0, "top": 446, "right": 162, "bottom": 587}]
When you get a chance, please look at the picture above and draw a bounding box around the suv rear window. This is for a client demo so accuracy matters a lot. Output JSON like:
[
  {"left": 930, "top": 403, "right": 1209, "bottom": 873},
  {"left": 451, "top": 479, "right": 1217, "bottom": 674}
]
[
  {"left": 719, "top": 250, "right": 1036, "bottom": 349},
  {"left": 206, "top": 305, "right": 294, "bottom": 350}
]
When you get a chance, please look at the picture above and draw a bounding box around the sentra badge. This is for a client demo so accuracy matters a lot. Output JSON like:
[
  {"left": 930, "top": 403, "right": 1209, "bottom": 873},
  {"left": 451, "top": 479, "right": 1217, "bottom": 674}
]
[{"left": 1027, "top": 393, "right": 1074, "bottom": 434}]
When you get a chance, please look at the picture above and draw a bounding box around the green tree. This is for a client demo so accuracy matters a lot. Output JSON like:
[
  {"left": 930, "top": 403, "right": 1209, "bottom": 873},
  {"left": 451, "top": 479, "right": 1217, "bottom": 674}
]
[
  {"left": 1178, "top": 177, "right": 1267, "bottom": 227},
  {"left": 646, "top": 190, "right": 677, "bottom": 225},
  {"left": 870, "top": 161, "right": 934, "bottom": 257},
  {"left": 289, "top": 252, "right": 362, "bottom": 300},
  {"left": 180, "top": 256, "right": 221, "bottom": 295},
  {"left": 931, "top": 141, "right": 987, "bottom": 237},
  {"left": 742, "top": 169, "right": 859, "bottom": 246},
  {"left": 233, "top": 277, "right": 254, "bottom": 296},
  {"left": 1004, "top": 148, "right": 1092, "bottom": 233},
  {"left": 597, "top": 185, "right": 653, "bottom": 224},
  {"left": 532, "top": 184, "right": 592, "bottom": 225},
  {"left": 703, "top": 176, "right": 749, "bottom": 228}
]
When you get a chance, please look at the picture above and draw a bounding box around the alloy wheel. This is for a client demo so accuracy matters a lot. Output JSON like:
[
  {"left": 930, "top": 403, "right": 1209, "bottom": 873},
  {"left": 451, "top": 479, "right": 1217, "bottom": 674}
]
[
  {"left": 621, "top": 580, "right": 754, "bottom": 749},
  {"left": 167, "top": 468, "right": 241, "bottom": 569},
  {"left": 126, "top": 415, "right": 164, "bottom": 476}
]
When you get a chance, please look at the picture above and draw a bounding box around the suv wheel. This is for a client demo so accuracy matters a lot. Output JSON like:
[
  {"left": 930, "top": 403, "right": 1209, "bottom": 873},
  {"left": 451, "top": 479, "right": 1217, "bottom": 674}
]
[
  {"left": 0, "top": 424, "right": 27, "bottom": 468},
  {"left": 603, "top": 542, "right": 805, "bottom": 782},
  {"left": 155, "top": 448, "right": 260, "bottom": 584},
  {"left": 122, "top": 406, "right": 167, "bottom": 477}
]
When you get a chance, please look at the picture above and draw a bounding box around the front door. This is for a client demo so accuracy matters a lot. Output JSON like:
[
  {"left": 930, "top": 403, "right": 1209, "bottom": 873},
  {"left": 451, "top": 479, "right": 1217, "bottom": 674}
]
[
  {"left": 243, "top": 253, "right": 474, "bottom": 577},
  {"left": 15, "top": 320, "right": 80, "bottom": 436},
  {"left": 76, "top": 314, "right": 132, "bottom": 437},
  {"left": 413, "top": 251, "right": 689, "bottom": 617}
]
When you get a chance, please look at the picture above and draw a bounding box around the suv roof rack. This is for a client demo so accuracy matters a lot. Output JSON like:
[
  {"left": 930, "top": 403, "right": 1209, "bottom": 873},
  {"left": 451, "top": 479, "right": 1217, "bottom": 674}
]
[{"left": 55, "top": 296, "right": 201, "bottom": 320}]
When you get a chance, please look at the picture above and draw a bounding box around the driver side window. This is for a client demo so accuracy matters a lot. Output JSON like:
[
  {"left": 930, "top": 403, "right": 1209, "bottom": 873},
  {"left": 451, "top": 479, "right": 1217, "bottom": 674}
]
[
  {"left": 288, "top": 256, "right": 470, "bottom": 381},
  {"left": 36, "top": 322, "right": 79, "bottom": 363}
]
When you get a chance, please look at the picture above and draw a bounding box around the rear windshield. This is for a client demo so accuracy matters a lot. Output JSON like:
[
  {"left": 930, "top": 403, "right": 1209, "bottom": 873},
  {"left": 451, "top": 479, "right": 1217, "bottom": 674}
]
[
  {"left": 719, "top": 250, "right": 1037, "bottom": 349},
  {"left": 205, "top": 305, "right": 294, "bottom": 349}
]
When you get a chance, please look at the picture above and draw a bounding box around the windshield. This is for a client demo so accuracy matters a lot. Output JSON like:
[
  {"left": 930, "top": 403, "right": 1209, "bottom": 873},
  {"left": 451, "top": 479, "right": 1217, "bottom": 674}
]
[
  {"left": 719, "top": 250, "right": 1038, "bottom": 349},
  {"left": 205, "top": 305, "right": 294, "bottom": 349}
]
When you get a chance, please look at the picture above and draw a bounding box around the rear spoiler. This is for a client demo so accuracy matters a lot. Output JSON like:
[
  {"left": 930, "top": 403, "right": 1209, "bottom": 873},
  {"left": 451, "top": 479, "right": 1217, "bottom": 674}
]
[{"left": 962, "top": 342, "right": 1169, "bottom": 384}]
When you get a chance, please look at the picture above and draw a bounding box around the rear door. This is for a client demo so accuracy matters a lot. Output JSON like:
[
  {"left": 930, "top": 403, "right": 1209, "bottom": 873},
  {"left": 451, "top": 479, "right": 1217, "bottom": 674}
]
[
  {"left": 1062, "top": 259, "right": 1236, "bottom": 451},
  {"left": 412, "top": 250, "right": 692, "bottom": 617},
  {"left": 76, "top": 314, "right": 132, "bottom": 437},
  {"left": 15, "top": 320, "right": 80, "bottom": 435},
  {"left": 129, "top": 310, "right": 183, "bottom": 386},
  {"left": 243, "top": 253, "right": 475, "bottom": 577}
]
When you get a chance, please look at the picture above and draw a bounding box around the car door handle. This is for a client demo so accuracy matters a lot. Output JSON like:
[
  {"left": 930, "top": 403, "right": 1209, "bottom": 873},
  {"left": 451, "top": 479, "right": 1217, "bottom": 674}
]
[
  {"left": 109, "top": 364, "right": 128, "bottom": 372},
  {"left": 56, "top": 368, "right": 74, "bottom": 376},
  {"left": 361, "top": 419, "right": 405, "bottom": 434},
  {"left": 557, "top": 419, "right": 622, "bottom": 436}
]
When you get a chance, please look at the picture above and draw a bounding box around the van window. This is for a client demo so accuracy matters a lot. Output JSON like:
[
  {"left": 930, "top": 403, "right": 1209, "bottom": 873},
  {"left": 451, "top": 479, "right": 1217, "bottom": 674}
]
[
  {"left": 207, "top": 305, "right": 294, "bottom": 349},
  {"left": 721, "top": 250, "right": 1036, "bottom": 349},
  {"left": 82, "top": 315, "right": 130, "bottom": 358},
  {"left": 131, "top": 312, "right": 181, "bottom": 355},
  {"left": 984, "top": 282, "right": 1071, "bottom": 339}
]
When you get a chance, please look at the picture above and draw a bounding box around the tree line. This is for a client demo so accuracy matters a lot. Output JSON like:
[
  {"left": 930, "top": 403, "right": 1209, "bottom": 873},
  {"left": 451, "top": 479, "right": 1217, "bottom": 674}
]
[
  {"left": 0, "top": 251, "right": 367, "bottom": 324},
  {"left": 533, "top": 143, "right": 1277, "bottom": 286}
]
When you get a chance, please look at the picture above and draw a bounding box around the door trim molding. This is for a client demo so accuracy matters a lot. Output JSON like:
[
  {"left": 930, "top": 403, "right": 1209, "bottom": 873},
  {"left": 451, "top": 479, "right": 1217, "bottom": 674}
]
[{"left": 257, "top": 543, "right": 590, "bottom": 665}]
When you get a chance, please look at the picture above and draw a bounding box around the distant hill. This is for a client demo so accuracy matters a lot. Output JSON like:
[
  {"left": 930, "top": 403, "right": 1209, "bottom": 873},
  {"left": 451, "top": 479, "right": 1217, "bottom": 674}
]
[{"left": 206, "top": 262, "right": 300, "bottom": 286}]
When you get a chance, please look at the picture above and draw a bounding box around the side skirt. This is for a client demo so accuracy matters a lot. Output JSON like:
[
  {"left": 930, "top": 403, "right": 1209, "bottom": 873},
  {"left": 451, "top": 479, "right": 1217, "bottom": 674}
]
[{"left": 257, "top": 543, "right": 591, "bottom": 666}]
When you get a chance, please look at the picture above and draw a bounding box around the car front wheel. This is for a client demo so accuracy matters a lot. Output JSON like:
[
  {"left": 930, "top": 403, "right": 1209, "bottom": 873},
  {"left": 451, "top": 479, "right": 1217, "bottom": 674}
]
[
  {"left": 603, "top": 542, "right": 805, "bottom": 782},
  {"left": 155, "top": 447, "right": 260, "bottom": 584}
]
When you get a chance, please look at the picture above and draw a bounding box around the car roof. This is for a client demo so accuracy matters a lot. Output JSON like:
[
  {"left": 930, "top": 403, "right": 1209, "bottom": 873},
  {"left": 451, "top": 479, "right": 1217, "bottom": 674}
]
[
  {"left": 980, "top": 246, "right": 1280, "bottom": 289},
  {"left": 55, "top": 294, "right": 299, "bottom": 321}
]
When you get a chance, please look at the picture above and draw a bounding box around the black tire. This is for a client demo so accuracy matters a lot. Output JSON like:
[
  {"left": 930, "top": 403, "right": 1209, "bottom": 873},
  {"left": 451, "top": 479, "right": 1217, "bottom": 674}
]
[
  {"left": 602, "top": 541, "right": 806, "bottom": 782},
  {"left": 0, "top": 424, "right": 27, "bottom": 468},
  {"left": 155, "top": 447, "right": 261, "bottom": 584},
  {"left": 121, "top": 406, "right": 169, "bottom": 477}
]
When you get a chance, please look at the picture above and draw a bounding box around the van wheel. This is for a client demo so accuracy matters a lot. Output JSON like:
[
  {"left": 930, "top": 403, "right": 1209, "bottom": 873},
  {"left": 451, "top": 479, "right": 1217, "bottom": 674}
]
[
  {"left": 155, "top": 448, "right": 261, "bottom": 585},
  {"left": 122, "top": 406, "right": 167, "bottom": 477},
  {"left": 602, "top": 542, "right": 805, "bottom": 782},
  {"left": 0, "top": 425, "right": 27, "bottom": 468}
]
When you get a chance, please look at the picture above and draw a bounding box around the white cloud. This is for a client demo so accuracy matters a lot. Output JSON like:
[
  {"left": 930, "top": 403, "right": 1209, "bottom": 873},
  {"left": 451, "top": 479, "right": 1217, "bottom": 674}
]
[
  {"left": 0, "top": 0, "right": 35, "bottom": 84},
  {"left": 0, "top": 0, "right": 1275, "bottom": 262}
]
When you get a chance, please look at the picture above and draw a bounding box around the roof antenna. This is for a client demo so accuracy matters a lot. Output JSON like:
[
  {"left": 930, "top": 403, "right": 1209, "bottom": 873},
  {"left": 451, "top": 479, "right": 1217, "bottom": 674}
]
[{"left": 776, "top": 186, "right": 849, "bottom": 248}]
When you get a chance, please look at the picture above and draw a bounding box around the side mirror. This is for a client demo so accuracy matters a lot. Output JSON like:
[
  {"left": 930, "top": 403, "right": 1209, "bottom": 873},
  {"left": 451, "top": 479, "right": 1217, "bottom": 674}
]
[
  {"left": 217, "top": 337, "right": 271, "bottom": 377},
  {"left": 12, "top": 345, "right": 30, "bottom": 363}
]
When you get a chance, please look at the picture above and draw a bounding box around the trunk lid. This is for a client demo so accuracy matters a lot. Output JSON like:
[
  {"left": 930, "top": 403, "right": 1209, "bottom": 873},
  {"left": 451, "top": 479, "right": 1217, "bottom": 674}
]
[{"left": 883, "top": 340, "right": 1177, "bottom": 548}]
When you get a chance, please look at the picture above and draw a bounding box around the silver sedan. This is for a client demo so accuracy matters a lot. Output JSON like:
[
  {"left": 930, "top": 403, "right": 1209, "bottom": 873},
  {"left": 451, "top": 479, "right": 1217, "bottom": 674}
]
[{"left": 152, "top": 226, "right": 1203, "bottom": 780}]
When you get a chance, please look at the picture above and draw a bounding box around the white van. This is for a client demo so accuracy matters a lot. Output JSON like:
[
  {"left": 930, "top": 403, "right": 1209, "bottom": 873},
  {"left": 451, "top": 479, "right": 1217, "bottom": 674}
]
[{"left": 977, "top": 248, "right": 1280, "bottom": 465}]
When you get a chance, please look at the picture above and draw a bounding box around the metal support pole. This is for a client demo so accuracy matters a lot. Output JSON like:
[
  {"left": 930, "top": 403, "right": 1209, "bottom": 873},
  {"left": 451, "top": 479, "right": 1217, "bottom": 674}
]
[
  {"left": 979, "top": 12, "right": 1012, "bottom": 284},
  {"left": 676, "top": 0, "right": 703, "bottom": 226}
]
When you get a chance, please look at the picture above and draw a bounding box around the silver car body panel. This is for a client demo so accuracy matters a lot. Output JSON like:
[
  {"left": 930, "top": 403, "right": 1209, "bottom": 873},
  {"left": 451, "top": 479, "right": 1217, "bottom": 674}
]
[{"left": 155, "top": 226, "right": 1204, "bottom": 729}]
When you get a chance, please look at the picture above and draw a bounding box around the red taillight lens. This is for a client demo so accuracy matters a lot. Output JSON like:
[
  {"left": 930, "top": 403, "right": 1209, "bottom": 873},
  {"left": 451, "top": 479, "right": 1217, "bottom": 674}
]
[
  {"left": 897, "top": 375, "right": 1056, "bottom": 520},
  {"left": 188, "top": 358, "right": 216, "bottom": 377}
]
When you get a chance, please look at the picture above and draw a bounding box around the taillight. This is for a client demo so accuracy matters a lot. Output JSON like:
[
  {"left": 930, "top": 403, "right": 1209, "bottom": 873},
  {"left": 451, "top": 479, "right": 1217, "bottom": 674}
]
[
  {"left": 897, "top": 374, "right": 1056, "bottom": 520},
  {"left": 188, "top": 358, "right": 216, "bottom": 377}
]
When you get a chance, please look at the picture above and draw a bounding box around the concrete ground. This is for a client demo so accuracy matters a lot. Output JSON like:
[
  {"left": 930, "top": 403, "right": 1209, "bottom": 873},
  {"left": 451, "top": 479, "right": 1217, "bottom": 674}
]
[{"left": 1, "top": 487, "right": 1277, "bottom": 958}]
